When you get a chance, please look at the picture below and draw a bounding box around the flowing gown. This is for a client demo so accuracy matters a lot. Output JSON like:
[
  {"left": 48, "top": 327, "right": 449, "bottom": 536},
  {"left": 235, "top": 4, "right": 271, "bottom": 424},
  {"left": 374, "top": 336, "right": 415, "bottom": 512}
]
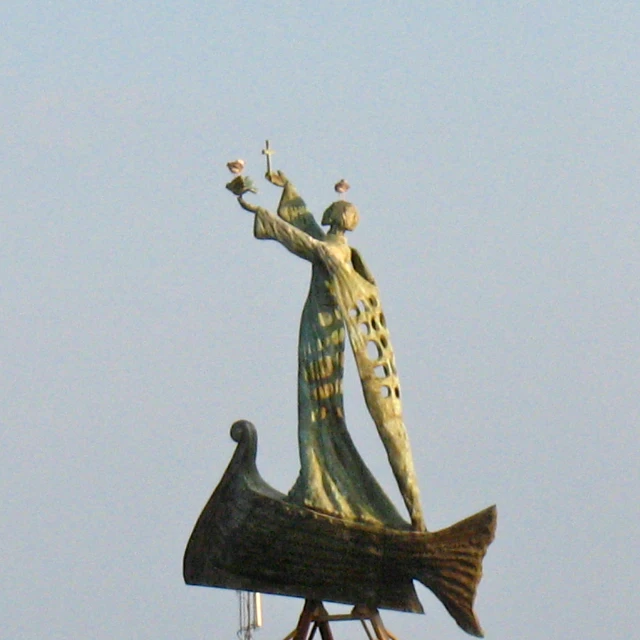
[{"left": 251, "top": 179, "right": 422, "bottom": 530}]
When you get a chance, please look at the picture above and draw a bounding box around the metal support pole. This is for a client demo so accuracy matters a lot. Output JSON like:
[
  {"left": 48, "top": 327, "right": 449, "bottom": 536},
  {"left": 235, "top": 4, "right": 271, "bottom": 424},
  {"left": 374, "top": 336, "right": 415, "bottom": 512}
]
[{"left": 283, "top": 600, "right": 398, "bottom": 640}]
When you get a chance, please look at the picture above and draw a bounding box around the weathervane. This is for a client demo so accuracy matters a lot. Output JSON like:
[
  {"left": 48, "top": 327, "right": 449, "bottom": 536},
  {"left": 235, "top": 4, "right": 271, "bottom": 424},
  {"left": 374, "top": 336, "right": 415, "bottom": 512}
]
[{"left": 184, "top": 142, "right": 497, "bottom": 639}]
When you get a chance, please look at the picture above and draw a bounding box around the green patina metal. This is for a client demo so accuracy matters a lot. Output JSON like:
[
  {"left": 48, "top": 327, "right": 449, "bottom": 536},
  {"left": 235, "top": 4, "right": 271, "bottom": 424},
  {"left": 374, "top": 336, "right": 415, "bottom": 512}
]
[
  {"left": 229, "top": 160, "right": 425, "bottom": 532},
  {"left": 183, "top": 149, "right": 497, "bottom": 638}
]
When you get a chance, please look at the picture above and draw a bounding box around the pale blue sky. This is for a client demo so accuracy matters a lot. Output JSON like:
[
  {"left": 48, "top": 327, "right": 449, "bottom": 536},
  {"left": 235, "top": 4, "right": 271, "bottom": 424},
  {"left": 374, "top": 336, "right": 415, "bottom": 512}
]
[{"left": 2, "top": 2, "right": 638, "bottom": 639}]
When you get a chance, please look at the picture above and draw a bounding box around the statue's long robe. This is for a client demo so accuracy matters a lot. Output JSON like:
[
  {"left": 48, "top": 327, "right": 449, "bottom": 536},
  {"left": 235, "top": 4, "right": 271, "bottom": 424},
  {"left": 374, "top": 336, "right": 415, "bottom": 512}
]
[{"left": 252, "top": 184, "right": 421, "bottom": 529}]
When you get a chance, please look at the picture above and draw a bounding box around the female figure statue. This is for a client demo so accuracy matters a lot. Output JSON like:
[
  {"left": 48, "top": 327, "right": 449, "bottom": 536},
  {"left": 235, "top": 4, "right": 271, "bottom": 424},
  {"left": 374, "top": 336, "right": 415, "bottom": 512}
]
[{"left": 233, "top": 169, "right": 425, "bottom": 532}]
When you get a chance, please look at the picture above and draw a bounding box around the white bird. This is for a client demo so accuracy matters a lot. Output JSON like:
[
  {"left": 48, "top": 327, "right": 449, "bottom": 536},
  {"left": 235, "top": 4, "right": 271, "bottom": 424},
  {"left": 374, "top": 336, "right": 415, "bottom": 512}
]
[
  {"left": 334, "top": 179, "right": 350, "bottom": 194},
  {"left": 227, "top": 159, "right": 245, "bottom": 174}
]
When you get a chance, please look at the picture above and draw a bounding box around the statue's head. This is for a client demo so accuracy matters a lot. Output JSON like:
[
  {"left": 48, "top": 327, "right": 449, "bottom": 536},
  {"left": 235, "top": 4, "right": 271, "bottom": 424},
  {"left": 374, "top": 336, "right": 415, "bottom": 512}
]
[{"left": 321, "top": 201, "right": 360, "bottom": 232}]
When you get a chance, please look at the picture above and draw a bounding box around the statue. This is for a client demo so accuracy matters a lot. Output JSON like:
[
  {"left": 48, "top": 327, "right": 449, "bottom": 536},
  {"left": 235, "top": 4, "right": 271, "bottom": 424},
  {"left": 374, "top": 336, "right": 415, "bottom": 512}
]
[
  {"left": 235, "top": 166, "right": 424, "bottom": 531},
  {"left": 184, "top": 144, "right": 497, "bottom": 638}
]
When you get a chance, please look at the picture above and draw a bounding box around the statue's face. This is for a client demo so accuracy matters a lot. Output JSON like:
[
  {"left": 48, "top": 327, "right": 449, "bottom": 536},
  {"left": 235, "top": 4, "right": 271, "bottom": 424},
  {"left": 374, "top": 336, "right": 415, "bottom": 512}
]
[{"left": 342, "top": 206, "right": 359, "bottom": 231}]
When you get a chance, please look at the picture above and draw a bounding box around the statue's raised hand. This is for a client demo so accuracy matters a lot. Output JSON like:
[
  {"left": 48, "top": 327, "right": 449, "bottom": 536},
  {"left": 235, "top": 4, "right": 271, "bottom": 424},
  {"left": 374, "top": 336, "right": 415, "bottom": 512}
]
[
  {"left": 226, "top": 175, "right": 257, "bottom": 197},
  {"left": 265, "top": 170, "right": 288, "bottom": 188}
]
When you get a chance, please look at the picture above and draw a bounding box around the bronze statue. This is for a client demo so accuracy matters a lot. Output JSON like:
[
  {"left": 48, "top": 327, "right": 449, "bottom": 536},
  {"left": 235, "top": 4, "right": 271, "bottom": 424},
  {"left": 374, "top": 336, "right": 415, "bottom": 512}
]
[
  {"left": 235, "top": 166, "right": 424, "bottom": 531},
  {"left": 184, "top": 145, "right": 497, "bottom": 638}
]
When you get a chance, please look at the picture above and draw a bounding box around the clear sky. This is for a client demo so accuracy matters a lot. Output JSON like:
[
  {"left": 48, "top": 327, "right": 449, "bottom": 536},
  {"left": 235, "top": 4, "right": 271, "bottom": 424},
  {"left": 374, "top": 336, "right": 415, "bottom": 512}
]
[{"left": 2, "top": 2, "right": 638, "bottom": 639}]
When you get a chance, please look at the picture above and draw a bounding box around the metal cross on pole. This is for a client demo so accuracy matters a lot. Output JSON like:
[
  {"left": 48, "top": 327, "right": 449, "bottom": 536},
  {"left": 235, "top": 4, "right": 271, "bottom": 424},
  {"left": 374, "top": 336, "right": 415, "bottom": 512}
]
[{"left": 262, "top": 139, "right": 275, "bottom": 175}]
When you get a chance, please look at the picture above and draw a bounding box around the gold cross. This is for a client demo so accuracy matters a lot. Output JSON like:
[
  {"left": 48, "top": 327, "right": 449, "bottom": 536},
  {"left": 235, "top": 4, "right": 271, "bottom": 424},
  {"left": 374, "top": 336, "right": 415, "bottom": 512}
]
[{"left": 262, "top": 140, "right": 274, "bottom": 174}]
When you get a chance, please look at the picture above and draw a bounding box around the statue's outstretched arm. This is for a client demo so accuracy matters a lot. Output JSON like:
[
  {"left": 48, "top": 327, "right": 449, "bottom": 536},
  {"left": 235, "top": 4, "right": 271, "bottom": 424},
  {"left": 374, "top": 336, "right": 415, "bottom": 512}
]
[
  {"left": 237, "top": 195, "right": 320, "bottom": 262},
  {"left": 237, "top": 195, "right": 261, "bottom": 215},
  {"left": 266, "top": 170, "right": 325, "bottom": 241}
]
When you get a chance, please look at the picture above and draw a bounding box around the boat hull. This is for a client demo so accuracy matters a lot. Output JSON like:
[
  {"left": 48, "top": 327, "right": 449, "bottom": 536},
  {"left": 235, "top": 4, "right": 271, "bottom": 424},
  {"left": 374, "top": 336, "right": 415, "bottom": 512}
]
[{"left": 184, "top": 420, "right": 496, "bottom": 622}]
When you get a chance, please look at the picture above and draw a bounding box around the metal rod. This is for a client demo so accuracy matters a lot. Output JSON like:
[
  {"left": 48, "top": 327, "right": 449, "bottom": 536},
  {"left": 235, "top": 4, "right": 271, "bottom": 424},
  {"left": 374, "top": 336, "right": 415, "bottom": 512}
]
[{"left": 283, "top": 600, "right": 399, "bottom": 640}]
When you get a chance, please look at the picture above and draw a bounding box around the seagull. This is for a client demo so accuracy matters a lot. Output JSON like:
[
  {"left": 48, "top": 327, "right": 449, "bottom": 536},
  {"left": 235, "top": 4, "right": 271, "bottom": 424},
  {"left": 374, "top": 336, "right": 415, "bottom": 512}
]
[
  {"left": 226, "top": 159, "right": 245, "bottom": 174},
  {"left": 334, "top": 179, "right": 350, "bottom": 194}
]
